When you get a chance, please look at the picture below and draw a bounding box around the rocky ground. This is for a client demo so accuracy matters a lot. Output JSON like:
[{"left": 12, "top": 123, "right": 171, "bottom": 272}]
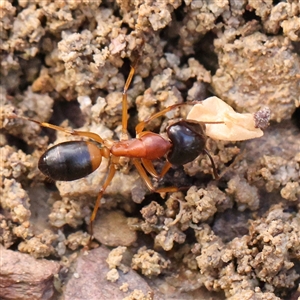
[{"left": 1, "top": 1, "right": 300, "bottom": 299}]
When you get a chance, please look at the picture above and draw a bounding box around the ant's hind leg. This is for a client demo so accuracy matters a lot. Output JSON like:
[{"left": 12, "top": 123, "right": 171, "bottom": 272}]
[
  {"left": 89, "top": 162, "right": 117, "bottom": 238},
  {"left": 10, "top": 114, "right": 105, "bottom": 144}
]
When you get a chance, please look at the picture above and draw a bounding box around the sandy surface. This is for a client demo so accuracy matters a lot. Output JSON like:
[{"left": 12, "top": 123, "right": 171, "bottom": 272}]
[{"left": 1, "top": 1, "right": 300, "bottom": 299}]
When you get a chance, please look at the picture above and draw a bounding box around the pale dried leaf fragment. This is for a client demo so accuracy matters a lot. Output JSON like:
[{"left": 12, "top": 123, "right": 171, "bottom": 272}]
[{"left": 187, "top": 96, "right": 264, "bottom": 141}]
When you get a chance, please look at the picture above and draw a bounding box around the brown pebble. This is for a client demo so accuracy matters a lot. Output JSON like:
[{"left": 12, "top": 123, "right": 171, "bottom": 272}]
[
  {"left": 0, "top": 246, "right": 60, "bottom": 300},
  {"left": 93, "top": 210, "right": 137, "bottom": 247},
  {"left": 64, "top": 246, "right": 152, "bottom": 300}
]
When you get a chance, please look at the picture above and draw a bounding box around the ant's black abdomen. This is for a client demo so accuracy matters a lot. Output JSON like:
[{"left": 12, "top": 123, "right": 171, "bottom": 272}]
[
  {"left": 167, "top": 120, "right": 207, "bottom": 166},
  {"left": 38, "top": 141, "right": 102, "bottom": 181}
]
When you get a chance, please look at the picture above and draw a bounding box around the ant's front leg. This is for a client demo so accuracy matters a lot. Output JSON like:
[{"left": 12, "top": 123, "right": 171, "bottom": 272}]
[
  {"left": 141, "top": 158, "right": 173, "bottom": 180},
  {"left": 135, "top": 102, "right": 196, "bottom": 135},
  {"left": 135, "top": 101, "right": 223, "bottom": 135},
  {"left": 132, "top": 158, "right": 178, "bottom": 193}
]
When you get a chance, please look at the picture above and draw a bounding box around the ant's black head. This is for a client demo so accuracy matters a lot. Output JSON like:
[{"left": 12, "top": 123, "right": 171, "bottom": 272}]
[{"left": 166, "top": 120, "right": 207, "bottom": 166}]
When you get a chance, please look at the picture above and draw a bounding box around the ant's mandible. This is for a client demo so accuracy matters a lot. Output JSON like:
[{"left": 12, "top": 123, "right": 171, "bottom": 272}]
[{"left": 12, "top": 61, "right": 218, "bottom": 238}]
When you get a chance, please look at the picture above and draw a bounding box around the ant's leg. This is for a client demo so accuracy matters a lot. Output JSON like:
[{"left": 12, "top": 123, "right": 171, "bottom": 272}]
[
  {"left": 142, "top": 153, "right": 217, "bottom": 183},
  {"left": 10, "top": 114, "right": 105, "bottom": 144},
  {"left": 203, "top": 149, "right": 219, "bottom": 180},
  {"left": 135, "top": 101, "right": 224, "bottom": 135},
  {"left": 132, "top": 158, "right": 156, "bottom": 191},
  {"left": 89, "top": 161, "right": 117, "bottom": 238},
  {"left": 121, "top": 37, "right": 145, "bottom": 138},
  {"left": 158, "top": 161, "right": 172, "bottom": 179},
  {"left": 141, "top": 159, "right": 173, "bottom": 180},
  {"left": 135, "top": 102, "right": 193, "bottom": 135},
  {"left": 132, "top": 158, "right": 178, "bottom": 193},
  {"left": 141, "top": 158, "right": 159, "bottom": 178},
  {"left": 121, "top": 59, "right": 140, "bottom": 140}
]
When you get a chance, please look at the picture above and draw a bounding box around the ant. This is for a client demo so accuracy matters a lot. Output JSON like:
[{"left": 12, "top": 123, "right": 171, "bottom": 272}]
[{"left": 10, "top": 61, "right": 218, "bottom": 239}]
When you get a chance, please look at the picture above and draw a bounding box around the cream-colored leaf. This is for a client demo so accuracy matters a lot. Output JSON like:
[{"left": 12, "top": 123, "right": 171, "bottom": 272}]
[{"left": 187, "top": 96, "right": 264, "bottom": 141}]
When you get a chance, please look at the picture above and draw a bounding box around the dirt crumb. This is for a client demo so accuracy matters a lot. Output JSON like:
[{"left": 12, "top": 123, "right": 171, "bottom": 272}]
[{"left": 131, "top": 247, "right": 170, "bottom": 277}]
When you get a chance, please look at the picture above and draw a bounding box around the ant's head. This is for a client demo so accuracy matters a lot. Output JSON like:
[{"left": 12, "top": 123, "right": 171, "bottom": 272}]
[{"left": 166, "top": 119, "right": 207, "bottom": 166}]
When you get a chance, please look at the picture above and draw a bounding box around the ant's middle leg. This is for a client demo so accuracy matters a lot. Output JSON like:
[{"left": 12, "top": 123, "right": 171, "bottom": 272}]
[
  {"left": 121, "top": 37, "right": 145, "bottom": 139},
  {"left": 121, "top": 58, "right": 140, "bottom": 140}
]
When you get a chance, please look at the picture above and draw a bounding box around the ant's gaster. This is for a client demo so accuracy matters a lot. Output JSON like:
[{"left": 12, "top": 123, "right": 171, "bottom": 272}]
[{"left": 10, "top": 61, "right": 218, "bottom": 240}]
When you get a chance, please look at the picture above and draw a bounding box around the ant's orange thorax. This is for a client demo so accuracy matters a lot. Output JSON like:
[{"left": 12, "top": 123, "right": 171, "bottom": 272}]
[{"left": 111, "top": 132, "right": 171, "bottom": 160}]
